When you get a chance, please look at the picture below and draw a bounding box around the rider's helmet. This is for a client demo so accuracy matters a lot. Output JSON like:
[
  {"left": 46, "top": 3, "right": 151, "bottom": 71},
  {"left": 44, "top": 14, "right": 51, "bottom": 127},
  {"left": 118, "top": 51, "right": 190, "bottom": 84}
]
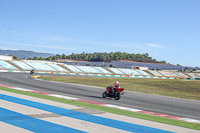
[{"left": 115, "top": 81, "right": 119, "bottom": 84}]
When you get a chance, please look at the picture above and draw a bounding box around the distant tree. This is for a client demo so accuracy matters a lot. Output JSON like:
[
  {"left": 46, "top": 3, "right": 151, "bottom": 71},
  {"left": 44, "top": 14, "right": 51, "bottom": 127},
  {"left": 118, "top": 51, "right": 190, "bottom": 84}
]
[
  {"left": 33, "top": 52, "right": 164, "bottom": 63},
  {"left": 109, "top": 64, "right": 113, "bottom": 67},
  {"left": 101, "top": 64, "right": 106, "bottom": 67},
  {"left": 12, "top": 56, "right": 18, "bottom": 60},
  {"left": 33, "top": 56, "right": 39, "bottom": 60},
  {"left": 94, "top": 64, "right": 98, "bottom": 67},
  {"left": 184, "top": 67, "right": 188, "bottom": 71},
  {"left": 62, "top": 54, "right": 67, "bottom": 59},
  {"left": 160, "top": 60, "right": 166, "bottom": 63},
  {"left": 52, "top": 56, "right": 56, "bottom": 60},
  {"left": 86, "top": 64, "right": 90, "bottom": 66}
]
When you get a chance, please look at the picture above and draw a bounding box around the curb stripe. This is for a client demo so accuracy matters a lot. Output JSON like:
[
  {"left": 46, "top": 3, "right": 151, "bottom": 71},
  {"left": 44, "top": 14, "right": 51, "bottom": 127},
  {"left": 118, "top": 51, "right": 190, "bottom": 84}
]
[
  {"left": 75, "top": 99, "right": 105, "bottom": 105},
  {"left": 139, "top": 111, "right": 182, "bottom": 119}
]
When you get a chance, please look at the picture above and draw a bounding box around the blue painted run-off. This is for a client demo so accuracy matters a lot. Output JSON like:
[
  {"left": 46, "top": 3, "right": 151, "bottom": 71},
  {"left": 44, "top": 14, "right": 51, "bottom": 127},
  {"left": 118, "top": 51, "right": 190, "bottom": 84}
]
[
  {"left": 0, "top": 107, "right": 86, "bottom": 133},
  {"left": 0, "top": 94, "right": 174, "bottom": 133}
]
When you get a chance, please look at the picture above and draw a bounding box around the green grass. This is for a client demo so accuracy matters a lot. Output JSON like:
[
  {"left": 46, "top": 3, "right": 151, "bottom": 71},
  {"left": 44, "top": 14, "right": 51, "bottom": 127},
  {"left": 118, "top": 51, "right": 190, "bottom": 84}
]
[
  {"left": 40, "top": 76, "right": 200, "bottom": 100},
  {"left": 0, "top": 86, "right": 200, "bottom": 130}
]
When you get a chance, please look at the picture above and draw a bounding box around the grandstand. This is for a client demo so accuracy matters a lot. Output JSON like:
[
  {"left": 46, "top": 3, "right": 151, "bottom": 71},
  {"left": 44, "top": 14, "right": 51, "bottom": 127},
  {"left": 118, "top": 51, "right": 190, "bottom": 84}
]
[
  {"left": 0, "top": 65, "right": 4, "bottom": 69},
  {"left": 48, "top": 63, "right": 68, "bottom": 72},
  {"left": 169, "top": 71, "right": 188, "bottom": 77},
  {"left": 117, "top": 68, "right": 142, "bottom": 76},
  {"left": 148, "top": 70, "right": 163, "bottom": 76},
  {"left": 136, "top": 70, "right": 150, "bottom": 76},
  {"left": 158, "top": 71, "right": 173, "bottom": 77},
  {"left": 187, "top": 73, "right": 200, "bottom": 78},
  {"left": 12, "top": 61, "right": 33, "bottom": 70},
  {"left": 24, "top": 61, "right": 56, "bottom": 71},
  {"left": 94, "top": 67, "right": 112, "bottom": 74},
  {"left": 148, "top": 70, "right": 188, "bottom": 78},
  {"left": 63, "top": 65, "right": 83, "bottom": 73},
  {"left": 75, "top": 66, "right": 102, "bottom": 73},
  {"left": 108, "top": 68, "right": 125, "bottom": 75},
  {"left": 0, "top": 60, "right": 18, "bottom": 70},
  {"left": 65, "top": 60, "right": 197, "bottom": 70},
  {"left": 0, "top": 58, "right": 200, "bottom": 79}
]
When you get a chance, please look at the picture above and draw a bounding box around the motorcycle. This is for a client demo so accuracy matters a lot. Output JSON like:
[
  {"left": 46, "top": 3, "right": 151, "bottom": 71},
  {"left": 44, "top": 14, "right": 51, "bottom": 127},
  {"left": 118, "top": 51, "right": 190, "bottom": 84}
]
[
  {"left": 30, "top": 70, "right": 35, "bottom": 74},
  {"left": 102, "top": 86, "right": 124, "bottom": 100}
]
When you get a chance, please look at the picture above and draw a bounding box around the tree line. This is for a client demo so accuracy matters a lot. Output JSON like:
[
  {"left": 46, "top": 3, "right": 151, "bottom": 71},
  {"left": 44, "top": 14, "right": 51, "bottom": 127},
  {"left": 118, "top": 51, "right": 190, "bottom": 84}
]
[{"left": 26, "top": 52, "right": 166, "bottom": 63}]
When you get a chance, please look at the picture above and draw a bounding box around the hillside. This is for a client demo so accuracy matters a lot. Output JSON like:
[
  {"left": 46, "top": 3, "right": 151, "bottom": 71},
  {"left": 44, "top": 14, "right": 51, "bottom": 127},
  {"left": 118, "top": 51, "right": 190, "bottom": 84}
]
[
  {"left": 43, "top": 52, "right": 166, "bottom": 64},
  {"left": 0, "top": 49, "right": 54, "bottom": 59}
]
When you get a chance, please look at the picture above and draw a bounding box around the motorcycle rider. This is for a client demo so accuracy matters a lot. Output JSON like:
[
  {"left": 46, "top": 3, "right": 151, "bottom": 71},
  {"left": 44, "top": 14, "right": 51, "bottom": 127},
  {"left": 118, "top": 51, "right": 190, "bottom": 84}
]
[
  {"left": 110, "top": 81, "right": 120, "bottom": 94},
  {"left": 31, "top": 69, "right": 35, "bottom": 74}
]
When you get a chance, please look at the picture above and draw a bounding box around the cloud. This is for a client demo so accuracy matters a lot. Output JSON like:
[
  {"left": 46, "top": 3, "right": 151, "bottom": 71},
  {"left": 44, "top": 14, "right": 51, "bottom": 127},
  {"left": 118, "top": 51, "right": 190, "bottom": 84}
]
[
  {"left": 146, "top": 43, "right": 166, "bottom": 49},
  {"left": 0, "top": 41, "right": 74, "bottom": 50}
]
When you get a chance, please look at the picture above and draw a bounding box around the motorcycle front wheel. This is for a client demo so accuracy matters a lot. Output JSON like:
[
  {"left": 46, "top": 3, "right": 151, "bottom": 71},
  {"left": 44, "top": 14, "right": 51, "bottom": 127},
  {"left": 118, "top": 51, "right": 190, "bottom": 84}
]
[
  {"left": 114, "top": 93, "right": 121, "bottom": 100},
  {"left": 102, "top": 91, "right": 107, "bottom": 98}
]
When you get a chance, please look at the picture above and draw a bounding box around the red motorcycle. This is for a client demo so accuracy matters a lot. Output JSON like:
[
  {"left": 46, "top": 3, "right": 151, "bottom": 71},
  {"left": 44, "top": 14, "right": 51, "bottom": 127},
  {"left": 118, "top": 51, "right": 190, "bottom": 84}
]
[{"left": 102, "top": 86, "right": 125, "bottom": 100}]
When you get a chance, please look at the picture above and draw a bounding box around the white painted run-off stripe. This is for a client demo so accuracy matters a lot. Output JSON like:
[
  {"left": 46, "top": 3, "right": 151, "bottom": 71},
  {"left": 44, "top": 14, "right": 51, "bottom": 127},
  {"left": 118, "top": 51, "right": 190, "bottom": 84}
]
[
  {"left": 48, "top": 94, "right": 79, "bottom": 100},
  {"left": 179, "top": 118, "right": 200, "bottom": 124},
  {"left": 12, "top": 87, "right": 32, "bottom": 91},
  {"left": 103, "top": 104, "right": 143, "bottom": 112}
]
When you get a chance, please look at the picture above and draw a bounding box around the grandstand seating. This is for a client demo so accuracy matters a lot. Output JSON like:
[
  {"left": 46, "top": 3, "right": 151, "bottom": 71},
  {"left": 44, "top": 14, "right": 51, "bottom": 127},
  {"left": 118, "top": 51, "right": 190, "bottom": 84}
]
[
  {"left": 187, "top": 73, "right": 200, "bottom": 78},
  {"left": 117, "top": 68, "right": 133, "bottom": 75},
  {"left": 0, "top": 65, "right": 3, "bottom": 69},
  {"left": 48, "top": 63, "right": 68, "bottom": 72},
  {"left": 108, "top": 68, "right": 125, "bottom": 75},
  {"left": 64, "top": 65, "right": 83, "bottom": 73},
  {"left": 170, "top": 71, "right": 187, "bottom": 77},
  {"left": 0, "top": 60, "right": 18, "bottom": 70},
  {"left": 2, "top": 59, "right": 200, "bottom": 79},
  {"left": 12, "top": 61, "right": 33, "bottom": 70},
  {"left": 136, "top": 70, "right": 150, "bottom": 76},
  {"left": 94, "top": 67, "right": 112, "bottom": 74},
  {"left": 148, "top": 70, "right": 163, "bottom": 76},
  {"left": 24, "top": 61, "right": 56, "bottom": 71},
  {"left": 196, "top": 73, "right": 200, "bottom": 77},
  {"left": 75, "top": 66, "right": 102, "bottom": 73},
  {"left": 117, "top": 68, "right": 139, "bottom": 75},
  {"left": 158, "top": 71, "right": 173, "bottom": 77}
]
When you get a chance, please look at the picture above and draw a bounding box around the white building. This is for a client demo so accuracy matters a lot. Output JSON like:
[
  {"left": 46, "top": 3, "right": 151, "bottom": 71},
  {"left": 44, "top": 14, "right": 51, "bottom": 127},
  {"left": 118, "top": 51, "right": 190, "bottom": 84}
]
[{"left": 0, "top": 55, "right": 13, "bottom": 61}]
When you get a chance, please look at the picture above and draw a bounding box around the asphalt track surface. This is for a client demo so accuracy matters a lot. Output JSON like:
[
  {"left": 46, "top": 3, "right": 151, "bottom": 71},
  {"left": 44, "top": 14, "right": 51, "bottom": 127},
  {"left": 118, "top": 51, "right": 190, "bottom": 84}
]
[{"left": 0, "top": 72, "right": 200, "bottom": 121}]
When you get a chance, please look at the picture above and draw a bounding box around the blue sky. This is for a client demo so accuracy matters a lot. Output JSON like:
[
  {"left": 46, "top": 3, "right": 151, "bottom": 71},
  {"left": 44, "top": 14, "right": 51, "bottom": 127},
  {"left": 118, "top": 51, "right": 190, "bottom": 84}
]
[{"left": 0, "top": 0, "right": 199, "bottom": 67}]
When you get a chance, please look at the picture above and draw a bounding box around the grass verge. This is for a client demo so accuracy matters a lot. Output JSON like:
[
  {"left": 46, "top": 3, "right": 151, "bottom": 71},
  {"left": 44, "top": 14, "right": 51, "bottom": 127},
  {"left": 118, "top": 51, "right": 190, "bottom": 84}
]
[
  {"left": 40, "top": 76, "right": 200, "bottom": 101},
  {"left": 0, "top": 86, "right": 199, "bottom": 130}
]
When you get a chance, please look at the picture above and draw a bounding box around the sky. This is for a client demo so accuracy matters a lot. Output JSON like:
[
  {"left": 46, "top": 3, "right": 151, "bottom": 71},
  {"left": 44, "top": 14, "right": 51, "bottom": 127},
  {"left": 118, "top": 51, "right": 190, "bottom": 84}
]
[{"left": 0, "top": 0, "right": 199, "bottom": 67}]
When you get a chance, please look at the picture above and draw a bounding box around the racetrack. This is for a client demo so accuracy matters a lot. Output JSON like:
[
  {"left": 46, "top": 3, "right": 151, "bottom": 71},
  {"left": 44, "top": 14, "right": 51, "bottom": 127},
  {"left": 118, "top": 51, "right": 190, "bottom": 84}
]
[{"left": 0, "top": 72, "right": 200, "bottom": 121}]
